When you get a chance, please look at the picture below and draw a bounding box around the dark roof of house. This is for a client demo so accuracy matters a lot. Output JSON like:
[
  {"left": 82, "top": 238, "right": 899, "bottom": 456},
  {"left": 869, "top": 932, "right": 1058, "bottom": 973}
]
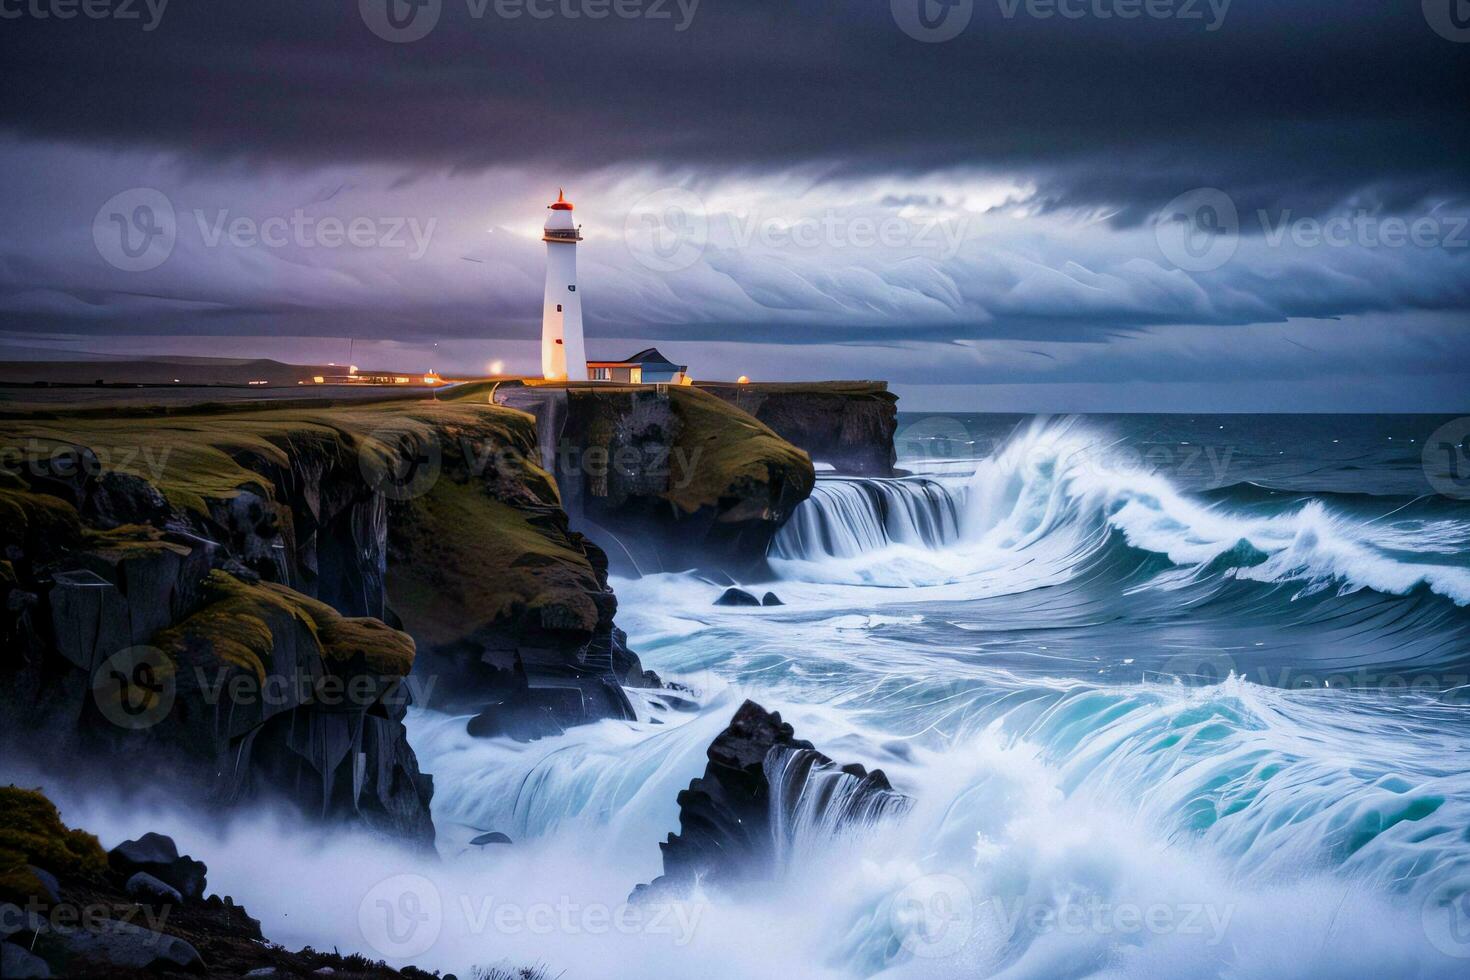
[
  {"left": 588, "top": 347, "right": 686, "bottom": 370},
  {"left": 625, "top": 348, "right": 682, "bottom": 367}
]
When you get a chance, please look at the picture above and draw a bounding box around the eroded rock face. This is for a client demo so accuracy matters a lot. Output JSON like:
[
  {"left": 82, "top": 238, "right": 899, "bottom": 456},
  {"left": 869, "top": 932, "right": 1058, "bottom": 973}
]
[
  {"left": 0, "top": 397, "right": 661, "bottom": 843},
  {"left": 380, "top": 410, "right": 659, "bottom": 739},
  {"left": 633, "top": 700, "right": 910, "bottom": 902},
  {"left": 697, "top": 381, "right": 898, "bottom": 477},
  {"left": 495, "top": 384, "right": 816, "bottom": 576},
  {"left": 0, "top": 787, "right": 427, "bottom": 979}
]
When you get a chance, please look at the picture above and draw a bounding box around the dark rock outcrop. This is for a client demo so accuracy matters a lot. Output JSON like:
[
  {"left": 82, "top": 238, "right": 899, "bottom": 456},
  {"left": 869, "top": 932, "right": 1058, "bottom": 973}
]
[
  {"left": 632, "top": 700, "right": 910, "bottom": 902},
  {"left": 713, "top": 587, "right": 761, "bottom": 607},
  {"left": 761, "top": 591, "right": 784, "bottom": 607},
  {"left": 495, "top": 383, "right": 815, "bottom": 576},
  {"left": 109, "top": 833, "right": 207, "bottom": 903},
  {"left": 697, "top": 381, "right": 898, "bottom": 476},
  {"left": 0, "top": 394, "right": 662, "bottom": 844},
  {"left": 125, "top": 871, "right": 182, "bottom": 905},
  {"left": 0, "top": 786, "right": 438, "bottom": 979},
  {"left": 29, "top": 916, "right": 205, "bottom": 973}
]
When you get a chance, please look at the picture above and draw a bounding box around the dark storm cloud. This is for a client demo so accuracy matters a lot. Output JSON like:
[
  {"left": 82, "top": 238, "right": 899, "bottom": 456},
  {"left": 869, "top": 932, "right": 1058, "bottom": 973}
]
[{"left": 1, "top": 1, "right": 1465, "bottom": 214}]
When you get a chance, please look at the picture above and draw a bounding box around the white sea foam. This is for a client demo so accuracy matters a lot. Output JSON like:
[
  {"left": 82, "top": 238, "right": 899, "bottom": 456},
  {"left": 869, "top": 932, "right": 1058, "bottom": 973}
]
[{"left": 770, "top": 417, "right": 1470, "bottom": 606}]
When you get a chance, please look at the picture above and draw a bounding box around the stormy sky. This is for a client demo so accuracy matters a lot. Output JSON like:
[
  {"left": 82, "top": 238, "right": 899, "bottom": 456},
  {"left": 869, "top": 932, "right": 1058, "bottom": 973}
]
[{"left": 0, "top": 0, "right": 1467, "bottom": 409}]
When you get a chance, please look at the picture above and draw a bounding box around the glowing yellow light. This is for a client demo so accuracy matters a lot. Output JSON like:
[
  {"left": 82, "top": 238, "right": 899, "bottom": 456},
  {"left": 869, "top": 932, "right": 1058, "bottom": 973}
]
[{"left": 737, "top": 375, "right": 750, "bottom": 384}]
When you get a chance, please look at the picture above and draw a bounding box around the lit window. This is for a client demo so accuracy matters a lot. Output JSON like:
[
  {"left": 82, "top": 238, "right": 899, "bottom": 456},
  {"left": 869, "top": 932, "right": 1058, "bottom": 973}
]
[{"left": 630, "top": 367, "right": 642, "bottom": 384}]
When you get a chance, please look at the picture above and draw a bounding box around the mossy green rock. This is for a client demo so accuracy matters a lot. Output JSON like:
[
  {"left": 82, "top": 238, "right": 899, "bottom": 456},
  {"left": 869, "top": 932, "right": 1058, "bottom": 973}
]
[
  {"left": 496, "top": 383, "right": 816, "bottom": 575},
  {"left": 0, "top": 786, "right": 107, "bottom": 906}
]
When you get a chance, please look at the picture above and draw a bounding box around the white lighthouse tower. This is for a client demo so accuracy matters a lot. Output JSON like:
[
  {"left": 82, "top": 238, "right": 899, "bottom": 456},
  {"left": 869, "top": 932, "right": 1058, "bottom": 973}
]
[{"left": 541, "top": 189, "right": 587, "bottom": 381}]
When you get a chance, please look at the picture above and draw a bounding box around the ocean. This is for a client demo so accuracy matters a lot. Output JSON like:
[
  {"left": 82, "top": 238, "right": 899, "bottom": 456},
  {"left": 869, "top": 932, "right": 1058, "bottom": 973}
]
[
  {"left": 56, "top": 413, "right": 1470, "bottom": 978},
  {"left": 389, "top": 413, "right": 1470, "bottom": 977}
]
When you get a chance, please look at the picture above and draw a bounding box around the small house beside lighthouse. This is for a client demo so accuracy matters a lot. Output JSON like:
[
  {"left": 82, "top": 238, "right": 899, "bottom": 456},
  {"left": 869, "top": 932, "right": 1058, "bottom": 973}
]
[{"left": 541, "top": 189, "right": 588, "bottom": 381}]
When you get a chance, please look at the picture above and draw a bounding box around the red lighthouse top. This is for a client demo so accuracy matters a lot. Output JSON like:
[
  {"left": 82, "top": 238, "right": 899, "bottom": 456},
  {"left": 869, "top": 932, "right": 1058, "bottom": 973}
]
[{"left": 549, "top": 189, "right": 573, "bottom": 211}]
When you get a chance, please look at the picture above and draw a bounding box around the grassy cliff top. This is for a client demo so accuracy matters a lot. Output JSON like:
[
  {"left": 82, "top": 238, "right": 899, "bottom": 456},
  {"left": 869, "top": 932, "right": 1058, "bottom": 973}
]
[
  {"left": 0, "top": 785, "right": 108, "bottom": 905},
  {"left": 154, "top": 570, "right": 417, "bottom": 681},
  {"left": 693, "top": 380, "right": 893, "bottom": 398},
  {"left": 386, "top": 476, "right": 603, "bottom": 646},
  {"left": 0, "top": 397, "right": 545, "bottom": 518},
  {"left": 499, "top": 380, "right": 816, "bottom": 517},
  {"left": 664, "top": 386, "right": 814, "bottom": 514}
]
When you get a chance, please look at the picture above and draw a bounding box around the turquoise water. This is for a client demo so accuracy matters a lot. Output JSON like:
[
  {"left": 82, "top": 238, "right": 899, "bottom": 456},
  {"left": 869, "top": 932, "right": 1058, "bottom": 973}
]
[{"left": 402, "top": 413, "right": 1470, "bottom": 978}]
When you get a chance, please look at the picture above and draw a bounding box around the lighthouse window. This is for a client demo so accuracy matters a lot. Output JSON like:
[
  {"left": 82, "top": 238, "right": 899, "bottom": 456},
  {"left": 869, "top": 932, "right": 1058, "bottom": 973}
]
[
  {"left": 556, "top": 304, "right": 562, "bottom": 312},
  {"left": 568, "top": 285, "right": 576, "bottom": 292}
]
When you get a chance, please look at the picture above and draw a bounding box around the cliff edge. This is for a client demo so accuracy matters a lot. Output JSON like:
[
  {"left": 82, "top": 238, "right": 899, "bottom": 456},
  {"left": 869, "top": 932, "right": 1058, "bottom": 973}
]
[
  {"left": 0, "top": 394, "right": 656, "bottom": 844},
  {"left": 494, "top": 383, "right": 815, "bottom": 576},
  {"left": 696, "top": 381, "right": 898, "bottom": 476}
]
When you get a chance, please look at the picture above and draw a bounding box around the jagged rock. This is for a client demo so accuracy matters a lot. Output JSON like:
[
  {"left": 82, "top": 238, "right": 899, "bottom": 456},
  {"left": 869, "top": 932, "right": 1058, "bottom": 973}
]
[
  {"left": 632, "top": 700, "right": 910, "bottom": 902},
  {"left": 125, "top": 871, "right": 182, "bottom": 905},
  {"left": 470, "top": 832, "right": 512, "bottom": 846},
  {"left": 714, "top": 588, "right": 761, "bottom": 607},
  {"left": 1, "top": 941, "right": 50, "bottom": 978},
  {"left": 30, "top": 917, "right": 203, "bottom": 973},
  {"left": 761, "top": 591, "right": 784, "bottom": 607},
  {"left": 109, "top": 833, "right": 207, "bottom": 902},
  {"left": 82, "top": 471, "right": 171, "bottom": 530}
]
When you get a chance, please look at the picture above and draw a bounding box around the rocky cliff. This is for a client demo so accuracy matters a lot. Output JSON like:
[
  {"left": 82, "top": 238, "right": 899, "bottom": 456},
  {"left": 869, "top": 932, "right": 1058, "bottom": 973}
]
[
  {"left": 493, "top": 383, "right": 815, "bottom": 576},
  {"left": 696, "top": 381, "right": 898, "bottom": 476},
  {"left": 633, "top": 700, "right": 910, "bottom": 902},
  {"left": 0, "top": 392, "right": 658, "bottom": 844},
  {"left": 0, "top": 785, "right": 450, "bottom": 978}
]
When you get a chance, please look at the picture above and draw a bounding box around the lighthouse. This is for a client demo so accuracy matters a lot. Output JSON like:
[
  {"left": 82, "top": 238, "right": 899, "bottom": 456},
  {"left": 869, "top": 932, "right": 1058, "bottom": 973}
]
[{"left": 541, "top": 189, "right": 588, "bottom": 381}]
